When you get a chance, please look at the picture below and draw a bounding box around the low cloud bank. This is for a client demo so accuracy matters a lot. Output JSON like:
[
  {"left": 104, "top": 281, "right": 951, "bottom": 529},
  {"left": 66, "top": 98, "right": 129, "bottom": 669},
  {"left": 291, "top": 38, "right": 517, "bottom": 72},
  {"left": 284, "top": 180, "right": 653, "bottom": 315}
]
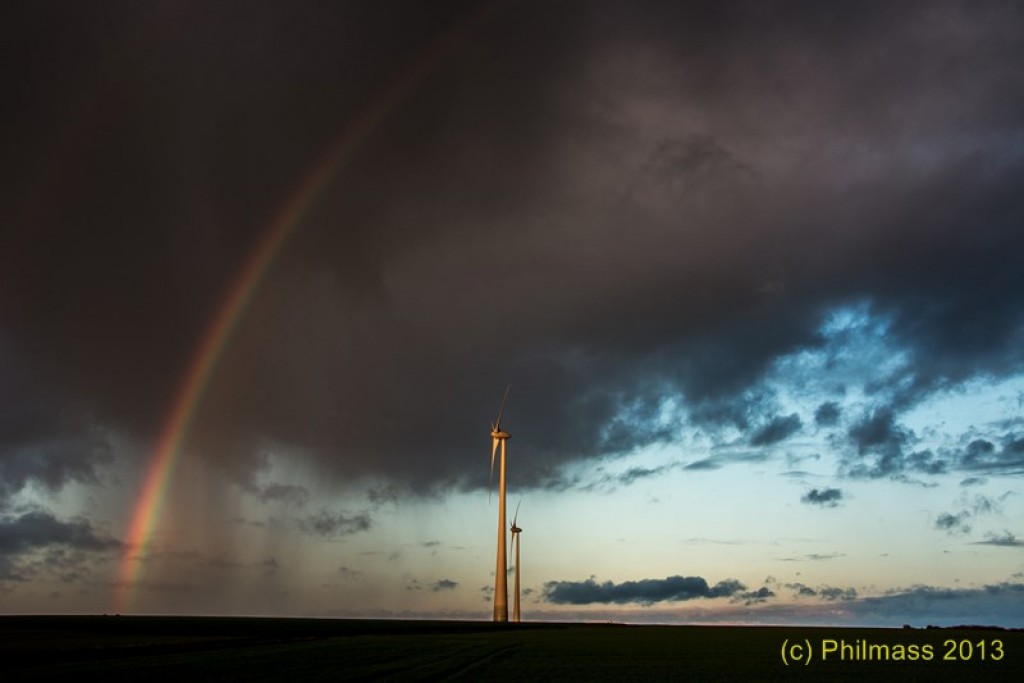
[{"left": 543, "top": 575, "right": 745, "bottom": 605}]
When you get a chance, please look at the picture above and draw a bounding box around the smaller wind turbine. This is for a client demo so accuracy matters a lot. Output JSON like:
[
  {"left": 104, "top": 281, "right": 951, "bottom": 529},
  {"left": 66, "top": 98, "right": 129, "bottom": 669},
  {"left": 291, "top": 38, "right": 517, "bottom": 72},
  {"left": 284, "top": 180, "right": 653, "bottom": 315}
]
[{"left": 511, "top": 499, "right": 523, "bottom": 623}]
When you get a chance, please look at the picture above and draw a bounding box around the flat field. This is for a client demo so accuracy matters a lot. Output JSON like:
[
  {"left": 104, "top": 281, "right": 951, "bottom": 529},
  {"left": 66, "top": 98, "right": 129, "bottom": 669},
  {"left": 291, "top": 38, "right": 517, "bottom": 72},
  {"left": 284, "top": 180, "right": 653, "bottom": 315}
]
[{"left": 2, "top": 616, "right": 1021, "bottom": 681}]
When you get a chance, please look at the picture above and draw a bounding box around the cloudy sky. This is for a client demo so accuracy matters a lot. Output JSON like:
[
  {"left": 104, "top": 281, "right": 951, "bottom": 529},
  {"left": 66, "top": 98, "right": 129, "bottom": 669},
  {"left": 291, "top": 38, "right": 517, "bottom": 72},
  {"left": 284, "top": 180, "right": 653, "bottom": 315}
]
[{"left": 3, "top": 1, "right": 1023, "bottom": 626}]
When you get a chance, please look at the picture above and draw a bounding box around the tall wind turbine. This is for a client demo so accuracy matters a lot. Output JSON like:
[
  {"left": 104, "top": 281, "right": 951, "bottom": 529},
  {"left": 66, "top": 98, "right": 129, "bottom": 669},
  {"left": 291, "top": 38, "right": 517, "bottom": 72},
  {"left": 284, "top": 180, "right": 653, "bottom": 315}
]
[
  {"left": 511, "top": 500, "right": 523, "bottom": 623},
  {"left": 489, "top": 384, "right": 511, "bottom": 623}
]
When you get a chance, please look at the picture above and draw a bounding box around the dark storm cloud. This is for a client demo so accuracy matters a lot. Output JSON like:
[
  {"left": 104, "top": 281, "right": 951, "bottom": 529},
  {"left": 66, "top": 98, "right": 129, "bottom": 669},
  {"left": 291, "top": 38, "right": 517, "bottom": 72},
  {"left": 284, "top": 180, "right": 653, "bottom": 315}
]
[
  {"left": 3, "top": 0, "right": 1024, "bottom": 495},
  {"left": 0, "top": 511, "right": 120, "bottom": 555},
  {"left": 962, "top": 440, "right": 996, "bottom": 466},
  {"left": 0, "top": 437, "right": 110, "bottom": 507},
  {"left": 431, "top": 579, "right": 457, "bottom": 592},
  {"left": 814, "top": 402, "right": 841, "bottom": 427},
  {"left": 848, "top": 409, "right": 908, "bottom": 457},
  {"left": 843, "top": 409, "right": 918, "bottom": 479},
  {"left": 749, "top": 413, "right": 802, "bottom": 446},
  {"left": 840, "top": 414, "right": 1021, "bottom": 483},
  {"left": 299, "top": 511, "right": 372, "bottom": 537},
  {"left": 0, "top": 510, "right": 120, "bottom": 581},
  {"left": 800, "top": 488, "right": 843, "bottom": 508},
  {"left": 542, "top": 575, "right": 745, "bottom": 605},
  {"left": 959, "top": 436, "right": 1024, "bottom": 473},
  {"left": 0, "top": 362, "right": 113, "bottom": 506}
]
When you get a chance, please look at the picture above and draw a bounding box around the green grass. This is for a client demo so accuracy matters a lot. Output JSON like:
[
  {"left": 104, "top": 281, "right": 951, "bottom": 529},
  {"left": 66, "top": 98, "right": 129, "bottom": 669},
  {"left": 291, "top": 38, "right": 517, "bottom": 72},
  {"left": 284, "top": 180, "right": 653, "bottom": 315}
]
[{"left": 2, "top": 617, "right": 1021, "bottom": 681}]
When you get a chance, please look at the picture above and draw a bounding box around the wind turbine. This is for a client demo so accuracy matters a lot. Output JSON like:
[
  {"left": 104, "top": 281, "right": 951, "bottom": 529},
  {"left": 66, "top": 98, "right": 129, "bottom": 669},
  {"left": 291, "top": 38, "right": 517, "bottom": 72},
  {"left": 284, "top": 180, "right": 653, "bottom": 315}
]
[
  {"left": 511, "top": 499, "right": 523, "bottom": 623},
  {"left": 489, "top": 383, "right": 511, "bottom": 623}
]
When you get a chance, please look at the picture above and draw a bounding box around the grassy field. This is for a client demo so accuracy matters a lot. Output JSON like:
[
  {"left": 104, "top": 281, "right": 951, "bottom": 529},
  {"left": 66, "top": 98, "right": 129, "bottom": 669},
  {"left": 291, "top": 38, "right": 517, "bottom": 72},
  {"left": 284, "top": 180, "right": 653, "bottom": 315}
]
[{"left": 2, "top": 616, "right": 1021, "bottom": 681}]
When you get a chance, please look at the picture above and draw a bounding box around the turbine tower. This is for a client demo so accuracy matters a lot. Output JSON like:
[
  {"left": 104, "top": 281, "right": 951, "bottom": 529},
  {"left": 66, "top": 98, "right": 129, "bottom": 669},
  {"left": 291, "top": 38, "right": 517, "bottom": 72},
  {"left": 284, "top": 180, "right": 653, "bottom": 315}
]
[
  {"left": 489, "top": 384, "right": 511, "bottom": 623},
  {"left": 511, "top": 500, "right": 523, "bottom": 623}
]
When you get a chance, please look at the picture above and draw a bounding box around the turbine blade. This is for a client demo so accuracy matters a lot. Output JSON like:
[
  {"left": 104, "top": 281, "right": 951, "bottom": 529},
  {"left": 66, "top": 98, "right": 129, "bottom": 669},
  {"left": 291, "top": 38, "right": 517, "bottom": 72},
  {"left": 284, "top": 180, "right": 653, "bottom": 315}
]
[
  {"left": 494, "top": 382, "right": 510, "bottom": 429},
  {"left": 512, "top": 498, "right": 521, "bottom": 527}
]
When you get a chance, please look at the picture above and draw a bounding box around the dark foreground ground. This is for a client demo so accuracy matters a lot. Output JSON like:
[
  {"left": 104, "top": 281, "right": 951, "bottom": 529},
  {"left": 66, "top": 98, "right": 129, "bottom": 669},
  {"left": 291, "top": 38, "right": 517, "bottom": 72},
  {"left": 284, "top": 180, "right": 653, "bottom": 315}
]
[{"left": 2, "top": 616, "right": 1021, "bottom": 681}]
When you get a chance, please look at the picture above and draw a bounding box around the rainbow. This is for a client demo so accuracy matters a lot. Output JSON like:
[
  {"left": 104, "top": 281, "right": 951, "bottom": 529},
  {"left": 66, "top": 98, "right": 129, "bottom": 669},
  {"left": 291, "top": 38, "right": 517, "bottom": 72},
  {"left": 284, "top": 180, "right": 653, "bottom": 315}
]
[{"left": 115, "top": 4, "right": 491, "bottom": 613}]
